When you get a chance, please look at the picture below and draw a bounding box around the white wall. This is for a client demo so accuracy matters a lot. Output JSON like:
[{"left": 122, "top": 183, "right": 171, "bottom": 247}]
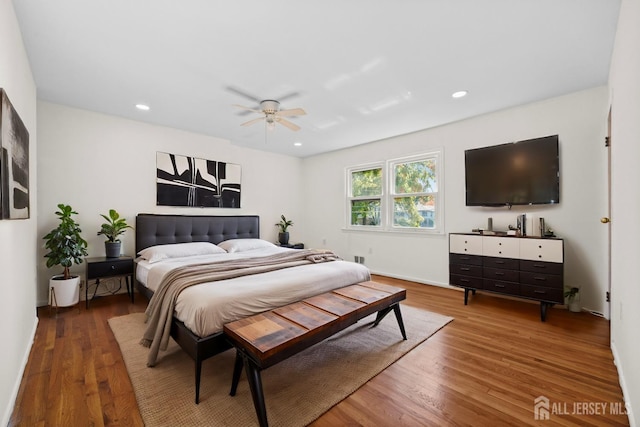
[
  {"left": 609, "top": 0, "right": 640, "bottom": 423},
  {"left": 36, "top": 102, "right": 304, "bottom": 306},
  {"left": 302, "top": 86, "right": 609, "bottom": 316},
  {"left": 0, "top": 0, "right": 38, "bottom": 424}
]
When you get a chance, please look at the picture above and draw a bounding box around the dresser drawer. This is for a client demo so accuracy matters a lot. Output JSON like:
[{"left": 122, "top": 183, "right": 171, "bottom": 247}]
[
  {"left": 449, "top": 234, "right": 483, "bottom": 255},
  {"left": 483, "top": 279, "right": 520, "bottom": 296},
  {"left": 450, "top": 253, "right": 483, "bottom": 266},
  {"left": 483, "top": 267, "right": 519, "bottom": 283},
  {"left": 450, "top": 274, "right": 483, "bottom": 289},
  {"left": 520, "top": 260, "right": 563, "bottom": 275},
  {"left": 482, "top": 236, "right": 519, "bottom": 258},
  {"left": 483, "top": 256, "right": 519, "bottom": 270},
  {"left": 520, "top": 271, "right": 563, "bottom": 289},
  {"left": 450, "top": 263, "right": 483, "bottom": 277},
  {"left": 521, "top": 285, "right": 563, "bottom": 303},
  {"left": 519, "top": 238, "right": 563, "bottom": 262},
  {"left": 87, "top": 258, "right": 133, "bottom": 279}
]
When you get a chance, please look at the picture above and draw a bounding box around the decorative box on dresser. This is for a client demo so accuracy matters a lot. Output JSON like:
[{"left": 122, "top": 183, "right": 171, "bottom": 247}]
[{"left": 449, "top": 233, "right": 564, "bottom": 321}]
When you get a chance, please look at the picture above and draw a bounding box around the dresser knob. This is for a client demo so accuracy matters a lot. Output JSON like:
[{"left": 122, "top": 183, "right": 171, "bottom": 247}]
[{"left": 111, "top": 265, "right": 115, "bottom": 270}]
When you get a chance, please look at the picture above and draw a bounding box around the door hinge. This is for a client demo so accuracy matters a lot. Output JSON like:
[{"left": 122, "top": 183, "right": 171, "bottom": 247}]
[
  {"left": 606, "top": 291, "right": 610, "bottom": 302},
  {"left": 605, "top": 136, "right": 610, "bottom": 147}
]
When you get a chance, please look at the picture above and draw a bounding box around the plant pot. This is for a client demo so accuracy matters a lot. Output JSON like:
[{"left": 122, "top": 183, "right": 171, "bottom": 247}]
[
  {"left": 278, "top": 232, "right": 290, "bottom": 245},
  {"left": 49, "top": 275, "right": 81, "bottom": 307},
  {"left": 568, "top": 297, "right": 581, "bottom": 313},
  {"left": 105, "top": 241, "right": 121, "bottom": 258}
]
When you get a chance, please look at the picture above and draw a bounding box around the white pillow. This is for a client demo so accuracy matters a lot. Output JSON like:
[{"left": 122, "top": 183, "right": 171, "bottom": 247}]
[
  {"left": 217, "top": 238, "right": 276, "bottom": 253},
  {"left": 138, "top": 242, "right": 227, "bottom": 263}
]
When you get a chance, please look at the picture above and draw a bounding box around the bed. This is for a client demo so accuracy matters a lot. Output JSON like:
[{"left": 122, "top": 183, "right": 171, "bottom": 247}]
[{"left": 134, "top": 213, "right": 371, "bottom": 404}]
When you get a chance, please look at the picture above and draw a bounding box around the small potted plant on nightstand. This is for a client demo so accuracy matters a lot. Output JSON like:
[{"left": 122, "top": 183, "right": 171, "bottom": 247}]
[
  {"left": 97, "top": 209, "right": 132, "bottom": 258},
  {"left": 43, "top": 204, "right": 89, "bottom": 307},
  {"left": 275, "top": 214, "right": 293, "bottom": 245},
  {"left": 564, "top": 287, "right": 580, "bottom": 312}
]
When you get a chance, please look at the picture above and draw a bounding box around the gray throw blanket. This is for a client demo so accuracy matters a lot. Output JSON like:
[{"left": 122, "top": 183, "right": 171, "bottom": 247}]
[{"left": 141, "top": 249, "right": 340, "bottom": 366}]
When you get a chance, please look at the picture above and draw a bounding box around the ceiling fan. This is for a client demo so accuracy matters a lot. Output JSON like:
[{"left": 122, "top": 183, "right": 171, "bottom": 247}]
[{"left": 234, "top": 99, "right": 306, "bottom": 131}]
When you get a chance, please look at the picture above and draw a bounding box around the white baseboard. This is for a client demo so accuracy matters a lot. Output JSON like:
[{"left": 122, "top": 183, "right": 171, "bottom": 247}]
[
  {"left": 2, "top": 315, "right": 38, "bottom": 427},
  {"left": 611, "top": 340, "right": 636, "bottom": 427},
  {"left": 367, "top": 270, "right": 453, "bottom": 289}
]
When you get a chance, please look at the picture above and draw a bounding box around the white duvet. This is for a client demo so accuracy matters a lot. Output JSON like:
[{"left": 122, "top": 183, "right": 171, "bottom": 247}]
[{"left": 136, "top": 246, "right": 371, "bottom": 337}]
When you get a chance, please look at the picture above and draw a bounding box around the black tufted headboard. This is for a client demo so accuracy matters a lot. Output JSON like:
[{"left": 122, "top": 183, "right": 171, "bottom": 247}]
[{"left": 135, "top": 214, "right": 260, "bottom": 255}]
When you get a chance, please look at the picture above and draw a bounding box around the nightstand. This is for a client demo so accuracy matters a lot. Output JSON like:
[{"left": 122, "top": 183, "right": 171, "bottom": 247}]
[
  {"left": 277, "top": 243, "right": 304, "bottom": 249},
  {"left": 85, "top": 256, "right": 134, "bottom": 308}
]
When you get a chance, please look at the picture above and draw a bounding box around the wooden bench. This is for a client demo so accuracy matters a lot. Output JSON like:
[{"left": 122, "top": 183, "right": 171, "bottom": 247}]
[{"left": 223, "top": 281, "right": 407, "bottom": 427}]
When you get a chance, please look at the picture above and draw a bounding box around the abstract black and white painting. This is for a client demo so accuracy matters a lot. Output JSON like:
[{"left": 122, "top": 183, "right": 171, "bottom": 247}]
[
  {"left": 0, "top": 89, "right": 30, "bottom": 220},
  {"left": 156, "top": 152, "right": 241, "bottom": 208}
]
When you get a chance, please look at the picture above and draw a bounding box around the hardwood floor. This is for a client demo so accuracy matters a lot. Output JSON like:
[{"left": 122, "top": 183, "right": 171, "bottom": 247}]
[{"left": 10, "top": 276, "right": 629, "bottom": 426}]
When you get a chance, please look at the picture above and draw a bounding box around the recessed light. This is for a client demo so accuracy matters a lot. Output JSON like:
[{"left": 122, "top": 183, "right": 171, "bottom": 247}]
[
  {"left": 452, "top": 91, "right": 468, "bottom": 99},
  {"left": 135, "top": 104, "right": 150, "bottom": 111},
  {"left": 294, "top": 142, "right": 302, "bottom": 147}
]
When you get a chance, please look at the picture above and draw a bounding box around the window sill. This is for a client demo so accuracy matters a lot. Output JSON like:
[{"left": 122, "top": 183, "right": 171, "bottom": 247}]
[{"left": 342, "top": 226, "right": 445, "bottom": 236}]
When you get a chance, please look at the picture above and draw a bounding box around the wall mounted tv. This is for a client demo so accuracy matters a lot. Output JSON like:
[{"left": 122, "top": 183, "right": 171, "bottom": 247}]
[{"left": 465, "top": 135, "right": 560, "bottom": 207}]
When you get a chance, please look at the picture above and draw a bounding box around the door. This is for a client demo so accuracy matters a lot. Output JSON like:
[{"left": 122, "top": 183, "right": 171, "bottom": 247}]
[{"left": 602, "top": 107, "right": 612, "bottom": 319}]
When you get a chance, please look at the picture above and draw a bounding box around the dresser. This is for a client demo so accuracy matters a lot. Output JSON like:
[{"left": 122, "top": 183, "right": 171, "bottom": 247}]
[{"left": 449, "top": 233, "right": 564, "bottom": 321}]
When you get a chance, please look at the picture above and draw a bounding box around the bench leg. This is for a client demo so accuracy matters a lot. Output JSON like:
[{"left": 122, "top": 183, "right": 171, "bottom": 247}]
[
  {"left": 393, "top": 304, "right": 408, "bottom": 340},
  {"left": 372, "top": 304, "right": 407, "bottom": 340},
  {"left": 372, "top": 306, "right": 393, "bottom": 326},
  {"left": 229, "top": 349, "right": 244, "bottom": 396},
  {"left": 242, "top": 352, "right": 269, "bottom": 427}
]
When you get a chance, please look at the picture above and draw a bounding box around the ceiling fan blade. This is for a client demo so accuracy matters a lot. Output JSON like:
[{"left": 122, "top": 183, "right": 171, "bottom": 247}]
[
  {"left": 240, "top": 117, "right": 265, "bottom": 127},
  {"left": 233, "top": 104, "right": 262, "bottom": 113},
  {"left": 276, "top": 117, "right": 301, "bottom": 131},
  {"left": 225, "top": 86, "right": 262, "bottom": 103},
  {"left": 277, "top": 91, "right": 301, "bottom": 103},
  {"left": 277, "top": 107, "right": 306, "bottom": 117}
]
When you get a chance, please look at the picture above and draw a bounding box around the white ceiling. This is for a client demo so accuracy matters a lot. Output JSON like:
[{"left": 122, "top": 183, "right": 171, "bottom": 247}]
[{"left": 12, "top": 0, "right": 620, "bottom": 158}]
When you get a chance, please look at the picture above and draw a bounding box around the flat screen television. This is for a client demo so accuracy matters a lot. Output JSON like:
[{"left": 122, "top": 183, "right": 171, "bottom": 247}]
[{"left": 465, "top": 135, "right": 560, "bottom": 207}]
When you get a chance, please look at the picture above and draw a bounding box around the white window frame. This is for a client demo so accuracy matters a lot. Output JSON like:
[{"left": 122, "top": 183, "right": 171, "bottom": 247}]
[
  {"left": 346, "top": 163, "right": 384, "bottom": 229},
  {"left": 345, "top": 149, "right": 444, "bottom": 234},
  {"left": 387, "top": 150, "right": 443, "bottom": 234}
]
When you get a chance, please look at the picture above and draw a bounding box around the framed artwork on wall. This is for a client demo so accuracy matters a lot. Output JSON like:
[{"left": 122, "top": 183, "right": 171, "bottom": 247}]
[
  {"left": 156, "top": 151, "right": 241, "bottom": 208},
  {"left": 0, "top": 88, "right": 30, "bottom": 220}
]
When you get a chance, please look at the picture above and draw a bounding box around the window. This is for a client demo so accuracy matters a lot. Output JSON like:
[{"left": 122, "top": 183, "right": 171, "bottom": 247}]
[
  {"left": 346, "top": 150, "right": 442, "bottom": 233},
  {"left": 347, "top": 165, "right": 383, "bottom": 227}
]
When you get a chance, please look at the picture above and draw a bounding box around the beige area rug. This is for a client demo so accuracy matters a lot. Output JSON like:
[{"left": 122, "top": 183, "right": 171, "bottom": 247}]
[{"left": 109, "top": 305, "right": 453, "bottom": 427}]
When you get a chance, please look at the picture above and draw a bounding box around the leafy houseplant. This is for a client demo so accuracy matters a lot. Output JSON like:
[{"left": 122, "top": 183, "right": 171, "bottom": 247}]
[
  {"left": 275, "top": 214, "right": 293, "bottom": 245},
  {"left": 97, "top": 209, "right": 132, "bottom": 258},
  {"left": 43, "top": 204, "right": 88, "bottom": 306},
  {"left": 564, "top": 287, "right": 580, "bottom": 312}
]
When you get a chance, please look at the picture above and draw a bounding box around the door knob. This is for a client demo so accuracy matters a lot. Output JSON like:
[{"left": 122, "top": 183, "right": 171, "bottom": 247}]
[{"left": 601, "top": 217, "right": 611, "bottom": 224}]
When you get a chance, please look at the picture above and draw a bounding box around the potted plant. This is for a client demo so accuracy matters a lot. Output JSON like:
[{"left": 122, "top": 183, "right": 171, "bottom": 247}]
[
  {"left": 43, "top": 204, "right": 89, "bottom": 307},
  {"left": 564, "top": 287, "right": 580, "bottom": 312},
  {"left": 275, "top": 214, "right": 293, "bottom": 245},
  {"left": 97, "top": 209, "right": 132, "bottom": 258}
]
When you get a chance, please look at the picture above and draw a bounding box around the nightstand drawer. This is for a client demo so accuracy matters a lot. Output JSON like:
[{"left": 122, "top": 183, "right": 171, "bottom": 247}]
[{"left": 87, "top": 258, "right": 133, "bottom": 279}]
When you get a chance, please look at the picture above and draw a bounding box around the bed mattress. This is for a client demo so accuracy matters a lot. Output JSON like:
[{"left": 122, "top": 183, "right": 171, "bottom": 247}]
[{"left": 137, "top": 247, "right": 371, "bottom": 337}]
